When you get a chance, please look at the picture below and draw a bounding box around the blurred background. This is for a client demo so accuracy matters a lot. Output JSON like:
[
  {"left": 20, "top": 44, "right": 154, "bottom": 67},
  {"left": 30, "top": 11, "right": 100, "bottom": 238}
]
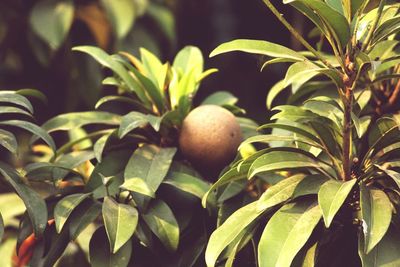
[{"left": 0, "top": 0, "right": 306, "bottom": 124}]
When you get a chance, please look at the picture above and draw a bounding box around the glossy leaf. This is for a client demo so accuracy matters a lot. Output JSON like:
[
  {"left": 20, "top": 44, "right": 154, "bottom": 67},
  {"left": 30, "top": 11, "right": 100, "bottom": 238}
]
[
  {"left": 118, "top": 111, "right": 161, "bottom": 138},
  {"left": 69, "top": 200, "right": 101, "bottom": 240},
  {"left": 257, "top": 174, "right": 306, "bottom": 211},
  {"left": 285, "top": 0, "right": 350, "bottom": 50},
  {"left": 360, "top": 185, "right": 392, "bottom": 254},
  {"left": 249, "top": 150, "right": 323, "bottom": 178},
  {"left": 0, "top": 129, "right": 17, "bottom": 154},
  {"left": 102, "top": 197, "right": 138, "bottom": 253},
  {"left": 54, "top": 193, "right": 91, "bottom": 233},
  {"left": 163, "top": 172, "right": 210, "bottom": 199},
  {"left": 73, "top": 46, "right": 151, "bottom": 106},
  {"left": 90, "top": 226, "right": 132, "bottom": 267},
  {"left": 318, "top": 179, "right": 357, "bottom": 227},
  {"left": 120, "top": 178, "right": 155, "bottom": 198},
  {"left": 205, "top": 201, "right": 261, "bottom": 267},
  {"left": 142, "top": 199, "right": 179, "bottom": 251},
  {"left": 0, "top": 120, "right": 56, "bottom": 152},
  {"left": 41, "top": 111, "right": 121, "bottom": 133},
  {"left": 258, "top": 200, "right": 322, "bottom": 267},
  {"left": 0, "top": 162, "right": 47, "bottom": 237},
  {"left": 0, "top": 91, "right": 34, "bottom": 113},
  {"left": 359, "top": 227, "right": 400, "bottom": 267},
  {"left": 210, "top": 39, "right": 306, "bottom": 61},
  {"left": 124, "top": 144, "right": 176, "bottom": 193},
  {"left": 30, "top": 0, "right": 74, "bottom": 49}
]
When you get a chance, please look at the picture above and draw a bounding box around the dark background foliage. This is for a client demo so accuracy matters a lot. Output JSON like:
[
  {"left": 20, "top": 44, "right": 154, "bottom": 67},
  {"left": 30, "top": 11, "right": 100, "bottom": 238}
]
[{"left": 0, "top": 0, "right": 306, "bottom": 123}]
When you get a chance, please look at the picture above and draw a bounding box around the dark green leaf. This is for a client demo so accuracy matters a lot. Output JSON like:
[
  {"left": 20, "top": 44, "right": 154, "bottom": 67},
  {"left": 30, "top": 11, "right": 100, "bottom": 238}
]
[
  {"left": 258, "top": 200, "right": 322, "bottom": 267},
  {"left": 318, "top": 179, "right": 357, "bottom": 227},
  {"left": 205, "top": 201, "right": 261, "bottom": 267},
  {"left": 0, "top": 129, "right": 17, "bottom": 154},
  {"left": 102, "top": 197, "right": 138, "bottom": 253},
  {"left": 163, "top": 171, "right": 210, "bottom": 199},
  {"left": 360, "top": 184, "right": 392, "bottom": 254},
  {"left": 54, "top": 193, "right": 91, "bottom": 233},
  {"left": 359, "top": 227, "right": 400, "bottom": 267},
  {"left": 89, "top": 226, "right": 132, "bottom": 267},
  {"left": 118, "top": 111, "right": 161, "bottom": 138},
  {"left": 41, "top": 111, "right": 121, "bottom": 133},
  {"left": 0, "top": 120, "right": 55, "bottom": 151},
  {"left": 142, "top": 199, "right": 179, "bottom": 251},
  {"left": 0, "top": 162, "right": 48, "bottom": 237},
  {"left": 124, "top": 144, "right": 176, "bottom": 192}
]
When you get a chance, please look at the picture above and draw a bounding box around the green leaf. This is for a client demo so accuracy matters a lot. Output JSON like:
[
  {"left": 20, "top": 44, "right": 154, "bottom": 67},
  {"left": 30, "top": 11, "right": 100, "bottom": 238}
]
[
  {"left": 0, "top": 129, "right": 17, "bottom": 154},
  {"left": 94, "top": 132, "right": 112, "bottom": 162},
  {"left": 30, "top": 0, "right": 74, "bottom": 49},
  {"left": 205, "top": 201, "right": 261, "bottom": 267},
  {"left": 90, "top": 226, "right": 132, "bottom": 267},
  {"left": 124, "top": 144, "right": 176, "bottom": 193},
  {"left": 163, "top": 171, "right": 210, "bottom": 199},
  {"left": 359, "top": 227, "right": 400, "bottom": 267},
  {"left": 0, "top": 106, "right": 32, "bottom": 117},
  {"left": 69, "top": 200, "right": 101, "bottom": 240},
  {"left": 0, "top": 91, "right": 33, "bottom": 113},
  {"left": 118, "top": 111, "right": 161, "bottom": 138},
  {"left": 210, "top": 39, "right": 306, "bottom": 61},
  {"left": 258, "top": 122, "right": 320, "bottom": 144},
  {"left": 201, "top": 91, "right": 238, "bottom": 106},
  {"left": 292, "top": 174, "right": 330, "bottom": 198},
  {"left": 142, "top": 199, "right": 179, "bottom": 251},
  {"left": 266, "top": 80, "right": 286, "bottom": 109},
  {"left": 41, "top": 111, "right": 121, "bottom": 133},
  {"left": 285, "top": 0, "right": 350, "bottom": 50},
  {"left": 120, "top": 178, "right": 155, "bottom": 198},
  {"left": 102, "top": 197, "right": 138, "bottom": 253},
  {"left": 258, "top": 200, "right": 322, "bottom": 267},
  {"left": 100, "top": 0, "right": 135, "bottom": 39},
  {"left": 0, "top": 162, "right": 48, "bottom": 237},
  {"left": 257, "top": 174, "right": 306, "bottom": 211},
  {"left": 202, "top": 164, "right": 249, "bottom": 207},
  {"left": 72, "top": 46, "right": 151, "bottom": 106},
  {"left": 0, "top": 120, "right": 56, "bottom": 152},
  {"left": 318, "top": 179, "right": 357, "bottom": 227},
  {"left": 173, "top": 46, "right": 204, "bottom": 75},
  {"left": 249, "top": 150, "right": 323, "bottom": 178},
  {"left": 360, "top": 185, "right": 392, "bottom": 254},
  {"left": 54, "top": 193, "right": 91, "bottom": 233}
]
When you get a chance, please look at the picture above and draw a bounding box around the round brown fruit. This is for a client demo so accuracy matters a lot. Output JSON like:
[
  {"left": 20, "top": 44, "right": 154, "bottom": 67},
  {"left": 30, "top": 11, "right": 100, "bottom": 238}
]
[{"left": 179, "top": 105, "right": 242, "bottom": 180}]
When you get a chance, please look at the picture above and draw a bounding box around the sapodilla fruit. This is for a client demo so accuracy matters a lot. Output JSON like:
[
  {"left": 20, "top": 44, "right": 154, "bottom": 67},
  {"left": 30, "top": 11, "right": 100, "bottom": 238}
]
[{"left": 179, "top": 105, "right": 242, "bottom": 179}]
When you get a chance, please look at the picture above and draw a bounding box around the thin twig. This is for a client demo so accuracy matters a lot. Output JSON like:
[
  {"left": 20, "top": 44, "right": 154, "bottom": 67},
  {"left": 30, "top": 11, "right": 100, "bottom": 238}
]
[{"left": 261, "top": 0, "right": 335, "bottom": 69}]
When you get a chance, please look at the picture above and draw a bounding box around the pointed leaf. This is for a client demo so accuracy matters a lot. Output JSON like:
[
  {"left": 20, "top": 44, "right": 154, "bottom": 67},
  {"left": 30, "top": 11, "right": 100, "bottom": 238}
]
[
  {"left": 210, "top": 39, "right": 306, "bottom": 61},
  {"left": 54, "top": 193, "right": 91, "bottom": 233},
  {"left": 90, "top": 226, "right": 132, "bottom": 267},
  {"left": 318, "top": 179, "right": 357, "bottom": 227},
  {"left": 103, "top": 197, "right": 138, "bottom": 253},
  {"left": 118, "top": 111, "right": 161, "bottom": 138},
  {"left": 0, "top": 129, "right": 17, "bottom": 154},
  {"left": 163, "top": 172, "right": 210, "bottom": 199},
  {"left": 258, "top": 200, "right": 322, "bottom": 267},
  {"left": 205, "top": 201, "right": 261, "bottom": 267},
  {"left": 360, "top": 185, "right": 392, "bottom": 254},
  {"left": 142, "top": 199, "right": 179, "bottom": 251},
  {"left": 0, "top": 162, "right": 47, "bottom": 237},
  {"left": 124, "top": 144, "right": 176, "bottom": 192},
  {"left": 100, "top": 0, "right": 135, "bottom": 39}
]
